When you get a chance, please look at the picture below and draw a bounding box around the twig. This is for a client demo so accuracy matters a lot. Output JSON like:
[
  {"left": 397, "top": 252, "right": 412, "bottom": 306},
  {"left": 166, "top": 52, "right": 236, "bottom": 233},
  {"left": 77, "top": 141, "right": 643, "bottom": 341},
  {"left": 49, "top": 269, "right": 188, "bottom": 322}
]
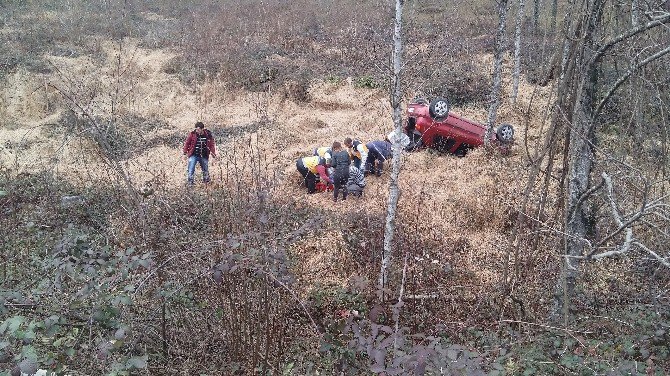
[
  {"left": 594, "top": 44, "right": 670, "bottom": 119},
  {"left": 499, "top": 319, "right": 591, "bottom": 347},
  {"left": 634, "top": 242, "right": 670, "bottom": 268},
  {"left": 134, "top": 251, "right": 201, "bottom": 295},
  {"left": 254, "top": 269, "right": 320, "bottom": 335},
  {"left": 393, "top": 253, "right": 409, "bottom": 355},
  {"left": 587, "top": 173, "right": 646, "bottom": 259}
]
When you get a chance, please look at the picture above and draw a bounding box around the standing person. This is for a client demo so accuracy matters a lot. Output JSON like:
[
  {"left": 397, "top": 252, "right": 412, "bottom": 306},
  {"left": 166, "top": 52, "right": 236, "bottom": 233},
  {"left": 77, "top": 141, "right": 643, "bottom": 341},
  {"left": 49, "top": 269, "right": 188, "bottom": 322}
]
[
  {"left": 296, "top": 155, "right": 333, "bottom": 194},
  {"left": 344, "top": 137, "right": 369, "bottom": 171},
  {"left": 330, "top": 141, "right": 350, "bottom": 202},
  {"left": 346, "top": 165, "right": 366, "bottom": 197},
  {"left": 182, "top": 122, "right": 216, "bottom": 185},
  {"left": 365, "top": 140, "right": 392, "bottom": 176}
]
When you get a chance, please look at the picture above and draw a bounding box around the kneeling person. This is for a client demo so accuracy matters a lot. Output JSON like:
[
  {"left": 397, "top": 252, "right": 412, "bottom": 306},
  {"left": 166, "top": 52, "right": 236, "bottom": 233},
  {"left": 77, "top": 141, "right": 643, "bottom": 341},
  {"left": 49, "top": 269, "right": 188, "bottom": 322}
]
[
  {"left": 344, "top": 137, "right": 368, "bottom": 171},
  {"left": 347, "top": 165, "right": 366, "bottom": 197},
  {"left": 296, "top": 155, "right": 332, "bottom": 194},
  {"left": 366, "top": 140, "right": 392, "bottom": 176}
]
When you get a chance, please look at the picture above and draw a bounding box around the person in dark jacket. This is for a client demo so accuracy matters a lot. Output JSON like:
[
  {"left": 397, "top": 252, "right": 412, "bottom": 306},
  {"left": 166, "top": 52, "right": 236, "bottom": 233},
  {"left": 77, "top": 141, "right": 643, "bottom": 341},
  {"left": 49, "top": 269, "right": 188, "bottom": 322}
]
[
  {"left": 182, "top": 122, "right": 216, "bottom": 185},
  {"left": 365, "top": 140, "right": 392, "bottom": 176},
  {"left": 330, "top": 141, "right": 351, "bottom": 201}
]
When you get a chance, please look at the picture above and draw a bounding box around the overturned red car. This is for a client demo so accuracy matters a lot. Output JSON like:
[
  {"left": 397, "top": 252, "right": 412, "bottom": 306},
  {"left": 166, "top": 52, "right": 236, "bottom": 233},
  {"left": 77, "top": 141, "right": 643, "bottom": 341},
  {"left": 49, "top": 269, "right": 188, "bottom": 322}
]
[{"left": 404, "top": 98, "right": 514, "bottom": 156}]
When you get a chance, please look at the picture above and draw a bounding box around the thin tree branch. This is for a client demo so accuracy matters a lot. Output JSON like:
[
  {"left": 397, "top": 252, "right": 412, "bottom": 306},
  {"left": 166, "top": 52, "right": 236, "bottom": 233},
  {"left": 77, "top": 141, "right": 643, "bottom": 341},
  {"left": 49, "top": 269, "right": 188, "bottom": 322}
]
[
  {"left": 594, "top": 45, "right": 670, "bottom": 117},
  {"left": 393, "top": 253, "right": 409, "bottom": 356},
  {"left": 634, "top": 241, "right": 670, "bottom": 268},
  {"left": 591, "top": 173, "right": 647, "bottom": 251},
  {"left": 591, "top": 14, "right": 670, "bottom": 64},
  {"left": 567, "top": 176, "right": 605, "bottom": 223}
]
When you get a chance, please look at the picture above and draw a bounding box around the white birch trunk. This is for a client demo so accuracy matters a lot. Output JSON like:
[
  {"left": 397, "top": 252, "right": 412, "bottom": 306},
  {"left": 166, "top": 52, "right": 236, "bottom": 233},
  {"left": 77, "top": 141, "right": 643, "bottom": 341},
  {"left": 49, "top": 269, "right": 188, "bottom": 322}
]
[
  {"left": 379, "top": 0, "right": 404, "bottom": 291},
  {"left": 485, "top": 0, "right": 510, "bottom": 144},
  {"left": 550, "top": 0, "right": 558, "bottom": 33},
  {"left": 512, "top": 0, "right": 526, "bottom": 103}
]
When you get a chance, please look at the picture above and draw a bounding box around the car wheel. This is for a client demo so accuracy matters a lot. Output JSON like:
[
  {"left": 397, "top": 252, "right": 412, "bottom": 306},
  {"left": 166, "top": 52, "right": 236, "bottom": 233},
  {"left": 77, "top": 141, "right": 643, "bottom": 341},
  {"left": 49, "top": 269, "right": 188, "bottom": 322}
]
[
  {"left": 496, "top": 123, "right": 515, "bottom": 143},
  {"left": 429, "top": 98, "right": 450, "bottom": 120}
]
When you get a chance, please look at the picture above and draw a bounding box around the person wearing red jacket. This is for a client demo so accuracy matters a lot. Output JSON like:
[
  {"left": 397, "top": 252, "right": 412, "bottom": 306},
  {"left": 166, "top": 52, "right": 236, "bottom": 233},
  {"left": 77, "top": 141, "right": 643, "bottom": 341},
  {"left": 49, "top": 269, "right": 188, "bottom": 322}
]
[{"left": 182, "top": 122, "right": 216, "bottom": 185}]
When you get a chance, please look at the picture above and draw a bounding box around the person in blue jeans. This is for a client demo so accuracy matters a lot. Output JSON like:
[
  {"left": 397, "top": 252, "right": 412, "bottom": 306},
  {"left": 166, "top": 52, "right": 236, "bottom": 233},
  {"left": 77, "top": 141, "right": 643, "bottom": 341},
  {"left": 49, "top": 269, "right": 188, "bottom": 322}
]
[{"left": 182, "top": 122, "right": 217, "bottom": 185}]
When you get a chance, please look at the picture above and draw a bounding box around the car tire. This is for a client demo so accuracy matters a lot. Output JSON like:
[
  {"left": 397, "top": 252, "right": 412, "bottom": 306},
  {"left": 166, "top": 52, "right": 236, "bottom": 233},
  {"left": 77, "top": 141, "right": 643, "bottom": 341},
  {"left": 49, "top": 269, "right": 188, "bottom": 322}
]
[
  {"left": 429, "top": 98, "right": 450, "bottom": 120},
  {"left": 496, "top": 123, "right": 515, "bottom": 143}
]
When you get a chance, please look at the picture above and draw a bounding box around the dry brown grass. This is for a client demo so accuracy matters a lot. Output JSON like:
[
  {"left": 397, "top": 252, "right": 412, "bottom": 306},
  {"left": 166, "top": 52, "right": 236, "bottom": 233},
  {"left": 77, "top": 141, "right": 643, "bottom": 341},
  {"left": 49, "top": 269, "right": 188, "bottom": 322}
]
[{"left": 0, "top": 25, "right": 570, "bottom": 336}]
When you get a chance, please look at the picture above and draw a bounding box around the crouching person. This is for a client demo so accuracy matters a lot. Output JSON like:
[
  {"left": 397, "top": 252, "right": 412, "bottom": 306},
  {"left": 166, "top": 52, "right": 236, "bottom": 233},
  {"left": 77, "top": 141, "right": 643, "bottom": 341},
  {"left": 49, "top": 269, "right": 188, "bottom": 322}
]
[
  {"left": 296, "top": 155, "right": 332, "bottom": 194},
  {"left": 366, "top": 140, "right": 392, "bottom": 176},
  {"left": 346, "top": 165, "right": 366, "bottom": 197},
  {"left": 344, "top": 137, "right": 368, "bottom": 171}
]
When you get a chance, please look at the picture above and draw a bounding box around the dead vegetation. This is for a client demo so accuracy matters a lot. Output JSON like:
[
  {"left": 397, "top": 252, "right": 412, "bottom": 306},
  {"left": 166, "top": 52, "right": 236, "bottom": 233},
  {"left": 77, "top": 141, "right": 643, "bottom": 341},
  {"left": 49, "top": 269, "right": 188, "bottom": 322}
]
[{"left": 1, "top": 0, "right": 669, "bottom": 375}]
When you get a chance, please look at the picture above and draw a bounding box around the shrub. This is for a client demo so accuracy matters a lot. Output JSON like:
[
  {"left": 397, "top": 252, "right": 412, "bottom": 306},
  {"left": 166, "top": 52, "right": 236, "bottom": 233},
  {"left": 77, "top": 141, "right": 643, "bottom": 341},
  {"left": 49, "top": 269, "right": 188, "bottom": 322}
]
[
  {"left": 282, "top": 77, "right": 311, "bottom": 102},
  {"left": 354, "top": 75, "right": 380, "bottom": 89}
]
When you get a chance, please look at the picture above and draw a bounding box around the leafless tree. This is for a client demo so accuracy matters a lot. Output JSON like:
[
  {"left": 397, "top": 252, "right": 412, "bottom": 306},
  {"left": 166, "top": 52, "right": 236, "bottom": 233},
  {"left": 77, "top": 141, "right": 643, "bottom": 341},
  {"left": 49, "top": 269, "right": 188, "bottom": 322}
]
[
  {"left": 551, "top": 5, "right": 670, "bottom": 323},
  {"left": 512, "top": 0, "right": 526, "bottom": 103},
  {"left": 632, "top": 0, "right": 640, "bottom": 26},
  {"left": 380, "top": 0, "right": 405, "bottom": 292},
  {"left": 533, "top": 0, "right": 541, "bottom": 32},
  {"left": 550, "top": 0, "right": 558, "bottom": 34},
  {"left": 485, "top": 0, "right": 511, "bottom": 144}
]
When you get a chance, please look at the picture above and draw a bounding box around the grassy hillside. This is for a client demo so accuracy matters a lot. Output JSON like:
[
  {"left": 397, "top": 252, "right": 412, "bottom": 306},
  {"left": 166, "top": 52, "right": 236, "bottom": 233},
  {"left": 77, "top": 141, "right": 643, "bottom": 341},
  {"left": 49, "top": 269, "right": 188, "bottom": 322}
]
[{"left": 1, "top": 1, "right": 669, "bottom": 375}]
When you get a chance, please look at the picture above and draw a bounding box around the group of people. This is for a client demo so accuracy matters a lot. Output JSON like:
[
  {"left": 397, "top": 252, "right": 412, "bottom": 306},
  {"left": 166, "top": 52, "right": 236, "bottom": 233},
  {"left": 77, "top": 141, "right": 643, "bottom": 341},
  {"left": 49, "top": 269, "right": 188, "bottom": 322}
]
[
  {"left": 181, "top": 122, "right": 394, "bottom": 201},
  {"left": 296, "top": 137, "right": 394, "bottom": 201}
]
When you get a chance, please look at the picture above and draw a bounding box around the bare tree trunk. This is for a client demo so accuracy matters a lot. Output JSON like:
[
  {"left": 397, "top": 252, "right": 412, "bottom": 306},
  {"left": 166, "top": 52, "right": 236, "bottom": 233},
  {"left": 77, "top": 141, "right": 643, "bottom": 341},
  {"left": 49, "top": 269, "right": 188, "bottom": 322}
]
[
  {"left": 553, "top": 0, "right": 603, "bottom": 324},
  {"left": 550, "top": 0, "right": 558, "bottom": 34},
  {"left": 512, "top": 0, "right": 526, "bottom": 103},
  {"left": 552, "top": 7, "right": 670, "bottom": 324},
  {"left": 485, "top": 0, "right": 510, "bottom": 144},
  {"left": 631, "top": 0, "right": 640, "bottom": 27},
  {"left": 559, "top": 78, "right": 597, "bottom": 325},
  {"left": 380, "top": 0, "right": 405, "bottom": 291},
  {"left": 533, "top": 0, "right": 541, "bottom": 32}
]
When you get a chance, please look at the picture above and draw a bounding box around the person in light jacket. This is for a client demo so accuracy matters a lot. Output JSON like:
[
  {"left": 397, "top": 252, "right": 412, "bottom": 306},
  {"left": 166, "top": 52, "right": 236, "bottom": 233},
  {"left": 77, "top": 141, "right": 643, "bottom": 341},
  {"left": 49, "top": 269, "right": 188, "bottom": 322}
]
[{"left": 344, "top": 137, "right": 368, "bottom": 171}]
